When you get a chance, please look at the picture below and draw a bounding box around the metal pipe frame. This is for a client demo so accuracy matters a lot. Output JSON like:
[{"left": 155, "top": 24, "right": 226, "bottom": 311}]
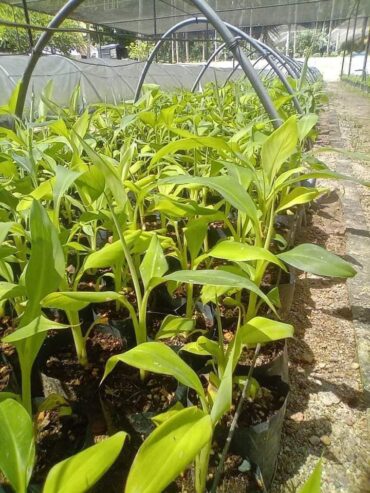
[
  {"left": 257, "top": 39, "right": 298, "bottom": 80},
  {"left": 13, "top": 0, "right": 318, "bottom": 122},
  {"left": 135, "top": 20, "right": 282, "bottom": 124},
  {"left": 189, "top": 31, "right": 302, "bottom": 112},
  {"left": 135, "top": 14, "right": 301, "bottom": 120},
  {"left": 15, "top": 0, "right": 86, "bottom": 118},
  {"left": 220, "top": 22, "right": 303, "bottom": 113},
  {"left": 192, "top": 43, "right": 263, "bottom": 90},
  {"left": 191, "top": 39, "right": 237, "bottom": 92},
  {"left": 363, "top": 25, "right": 370, "bottom": 81},
  {"left": 348, "top": 0, "right": 360, "bottom": 76},
  {"left": 21, "top": 0, "right": 34, "bottom": 49}
]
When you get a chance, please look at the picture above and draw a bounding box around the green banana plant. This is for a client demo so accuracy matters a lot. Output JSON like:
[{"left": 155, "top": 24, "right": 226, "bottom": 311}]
[
  {"left": 102, "top": 304, "right": 293, "bottom": 493},
  {"left": 0, "top": 397, "right": 127, "bottom": 493}
]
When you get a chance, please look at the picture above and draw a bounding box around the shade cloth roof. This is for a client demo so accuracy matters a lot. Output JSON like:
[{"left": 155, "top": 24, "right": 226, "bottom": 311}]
[{"left": 2, "top": 0, "right": 370, "bottom": 35}]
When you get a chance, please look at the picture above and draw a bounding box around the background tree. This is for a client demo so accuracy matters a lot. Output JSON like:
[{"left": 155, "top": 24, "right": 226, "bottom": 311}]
[
  {"left": 295, "top": 30, "right": 328, "bottom": 56},
  {"left": 0, "top": 2, "right": 86, "bottom": 55},
  {"left": 128, "top": 40, "right": 156, "bottom": 61}
]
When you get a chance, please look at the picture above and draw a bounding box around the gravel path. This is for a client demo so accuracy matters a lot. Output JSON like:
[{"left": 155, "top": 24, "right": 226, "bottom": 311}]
[{"left": 271, "top": 83, "right": 370, "bottom": 493}]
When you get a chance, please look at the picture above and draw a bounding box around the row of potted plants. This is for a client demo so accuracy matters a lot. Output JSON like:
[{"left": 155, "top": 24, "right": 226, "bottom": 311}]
[
  {"left": 0, "top": 76, "right": 358, "bottom": 492},
  {"left": 341, "top": 75, "right": 370, "bottom": 94}
]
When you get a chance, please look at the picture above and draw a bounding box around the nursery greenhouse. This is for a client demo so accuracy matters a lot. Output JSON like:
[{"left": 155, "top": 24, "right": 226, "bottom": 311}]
[{"left": 0, "top": 1, "right": 369, "bottom": 492}]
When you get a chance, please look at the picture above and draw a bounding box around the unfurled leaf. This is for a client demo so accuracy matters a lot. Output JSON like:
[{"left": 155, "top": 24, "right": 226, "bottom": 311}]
[
  {"left": 43, "top": 432, "right": 127, "bottom": 493},
  {"left": 160, "top": 175, "right": 258, "bottom": 225},
  {"left": 151, "top": 196, "right": 218, "bottom": 219},
  {"left": 0, "top": 399, "right": 35, "bottom": 493},
  {"left": 297, "top": 113, "right": 318, "bottom": 141},
  {"left": 76, "top": 136, "right": 126, "bottom": 206},
  {"left": 53, "top": 166, "right": 82, "bottom": 218},
  {"left": 277, "top": 187, "right": 324, "bottom": 212},
  {"left": 139, "top": 234, "right": 168, "bottom": 290},
  {"left": 151, "top": 402, "right": 184, "bottom": 427},
  {"left": 155, "top": 315, "right": 195, "bottom": 340},
  {"left": 184, "top": 218, "right": 209, "bottom": 262},
  {"left": 41, "top": 291, "right": 122, "bottom": 313},
  {"left": 103, "top": 342, "right": 205, "bottom": 401},
  {"left": 3, "top": 315, "right": 69, "bottom": 343},
  {"left": 0, "top": 222, "right": 14, "bottom": 244},
  {"left": 240, "top": 317, "right": 294, "bottom": 345},
  {"left": 76, "top": 165, "right": 105, "bottom": 203},
  {"left": 84, "top": 231, "right": 173, "bottom": 271},
  {"left": 0, "top": 282, "right": 26, "bottom": 301},
  {"left": 164, "top": 270, "right": 275, "bottom": 312},
  {"left": 277, "top": 244, "right": 356, "bottom": 278},
  {"left": 261, "top": 116, "right": 298, "bottom": 181},
  {"left": 182, "top": 336, "right": 222, "bottom": 363},
  {"left": 209, "top": 241, "right": 286, "bottom": 270},
  {"left": 125, "top": 407, "right": 212, "bottom": 493},
  {"left": 151, "top": 136, "right": 232, "bottom": 164}
]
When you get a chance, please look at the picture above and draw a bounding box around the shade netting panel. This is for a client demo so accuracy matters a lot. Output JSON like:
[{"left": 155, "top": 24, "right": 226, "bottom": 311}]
[
  {"left": 2, "top": 1, "right": 370, "bottom": 35},
  {"left": 0, "top": 55, "right": 244, "bottom": 107}
]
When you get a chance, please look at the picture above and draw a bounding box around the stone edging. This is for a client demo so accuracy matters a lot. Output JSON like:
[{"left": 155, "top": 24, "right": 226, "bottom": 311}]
[{"left": 326, "top": 106, "right": 370, "bottom": 429}]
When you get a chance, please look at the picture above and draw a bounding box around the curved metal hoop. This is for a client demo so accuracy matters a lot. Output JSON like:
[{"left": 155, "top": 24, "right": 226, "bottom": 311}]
[
  {"left": 191, "top": 40, "right": 234, "bottom": 93},
  {"left": 15, "top": 0, "right": 85, "bottom": 118},
  {"left": 134, "top": 17, "right": 282, "bottom": 126},
  {"left": 192, "top": 38, "right": 303, "bottom": 113},
  {"left": 135, "top": 16, "right": 302, "bottom": 115},
  {"left": 13, "top": 0, "right": 313, "bottom": 121}
]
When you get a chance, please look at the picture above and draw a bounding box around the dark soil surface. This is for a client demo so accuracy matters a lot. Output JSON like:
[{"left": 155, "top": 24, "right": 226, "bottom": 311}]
[
  {"left": 41, "top": 326, "right": 127, "bottom": 406},
  {"left": 166, "top": 453, "right": 264, "bottom": 493},
  {"left": 238, "top": 382, "right": 287, "bottom": 428},
  {"left": 33, "top": 409, "right": 88, "bottom": 482}
]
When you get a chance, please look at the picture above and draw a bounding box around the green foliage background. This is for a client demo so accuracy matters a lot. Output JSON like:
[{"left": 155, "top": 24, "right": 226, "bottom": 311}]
[{"left": 0, "top": 2, "right": 86, "bottom": 54}]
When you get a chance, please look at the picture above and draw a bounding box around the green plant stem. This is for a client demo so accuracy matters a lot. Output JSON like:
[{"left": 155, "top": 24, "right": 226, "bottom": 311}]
[
  {"left": 108, "top": 200, "right": 143, "bottom": 310},
  {"left": 215, "top": 301, "right": 225, "bottom": 375},
  {"left": 185, "top": 284, "right": 194, "bottom": 319},
  {"left": 67, "top": 310, "right": 88, "bottom": 367},
  {"left": 246, "top": 202, "right": 276, "bottom": 320},
  {"left": 195, "top": 440, "right": 212, "bottom": 493},
  {"left": 210, "top": 344, "right": 261, "bottom": 493},
  {"left": 20, "top": 359, "right": 32, "bottom": 415},
  {"left": 118, "top": 296, "right": 140, "bottom": 342},
  {"left": 138, "top": 290, "right": 150, "bottom": 345}
]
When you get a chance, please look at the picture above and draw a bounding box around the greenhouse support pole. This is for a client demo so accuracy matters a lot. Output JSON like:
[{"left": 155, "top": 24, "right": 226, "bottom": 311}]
[
  {"left": 223, "top": 49, "right": 262, "bottom": 86},
  {"left": 348, "top": 0, "right": 360, "bottom": 75},
  {"left": 11, "top": 5, "right": 22, "bottom": 52},
  {"left": 341, "top": 1, "right": 357, "bottom": 77},
  {"left": 135, "top": 17, "right": 283, "bottom": 124},
  {"left": 191, "top": 40, "right": 239, "bottom": 92},
  {"left": 363, "top": 27, "right": 370, "bottom": 81},
  {"left": 258, "top": 40, "right": 298, "bottom": 79},
  {"left": 219, "top": 23, "right": 303, "bottom": 113},
  {"left": 327, "top": 0, "right": 336, "bottom": 55},
  {"left": 189, "top": 0, "right": 282, "bottom": 126},
  {"left": 21, "top": 0, "right": 34, "bottom": 49},
  {"left": 341, "top": 18, "right": 351, "bottom": 76},
  {"left": 134, "top": 16, "right": 282, "bottom": 128},
  {"left": 15, "top": 0, "right": 85, "bottom": 119}
]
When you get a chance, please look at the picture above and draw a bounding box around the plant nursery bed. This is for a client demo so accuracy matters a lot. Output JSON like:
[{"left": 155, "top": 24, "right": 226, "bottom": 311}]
[
  {"left": 0, "top": 77, "right": 363, "bottom": 493},
  {"left": 271, "top": 83, "right": 370, "bottom": 492}
]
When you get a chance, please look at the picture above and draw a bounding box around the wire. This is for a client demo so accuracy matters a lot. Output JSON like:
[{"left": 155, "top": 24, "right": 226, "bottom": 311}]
[
  {"left": 0, "top": 18, "right": 97, "bottom": 35},
  {"left": 158, "top": 0, "right": 192, "bottom": 16}
]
